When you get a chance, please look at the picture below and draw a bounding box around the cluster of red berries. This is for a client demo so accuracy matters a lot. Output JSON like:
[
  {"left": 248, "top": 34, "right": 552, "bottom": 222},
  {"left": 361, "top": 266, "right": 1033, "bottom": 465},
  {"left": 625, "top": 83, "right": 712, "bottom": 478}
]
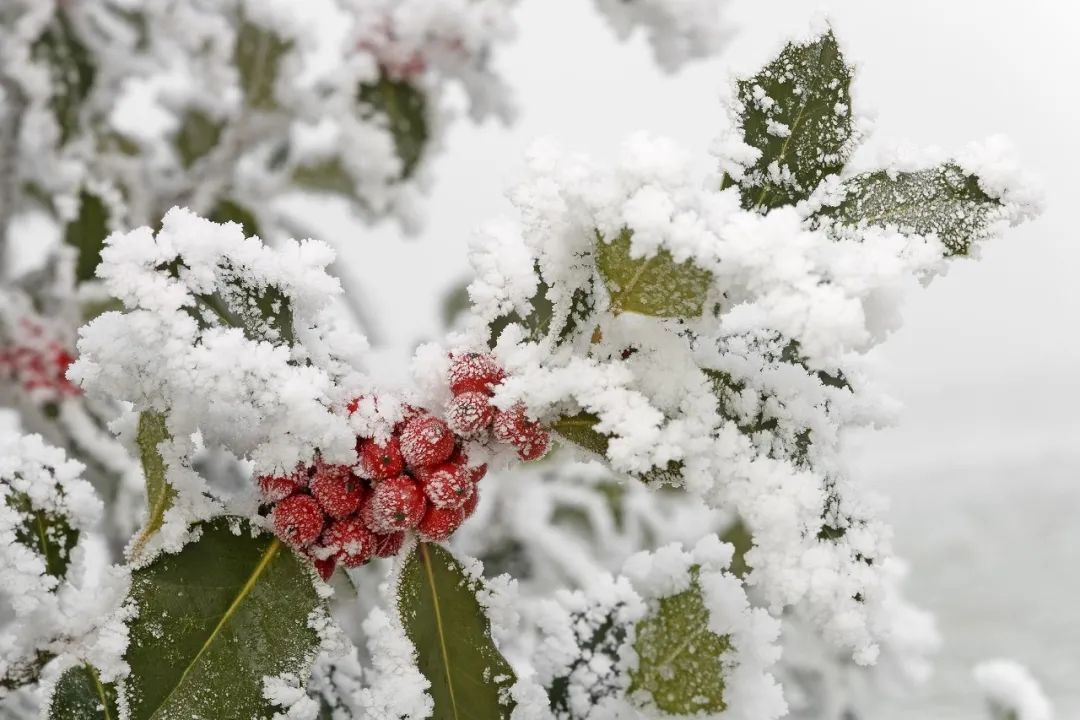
[
  {"left": 0, "top": 319, "right": 80, "bottom": 402},
  {"left": 260, "top": 352, "right": 551, "bottom": 578}
]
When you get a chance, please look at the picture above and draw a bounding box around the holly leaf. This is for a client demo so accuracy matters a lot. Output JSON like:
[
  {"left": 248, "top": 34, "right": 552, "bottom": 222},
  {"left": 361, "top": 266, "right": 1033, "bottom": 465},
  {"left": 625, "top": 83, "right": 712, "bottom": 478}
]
[
  {"left": 122, "top": 517, "right": 322, "bottom": 720},
  {"left": 595, "top": 229, "right": 712, "bottom": 318},
  {"left": 208, "top": 198, "right": 261, "bottom": 237},
  {"left": 397, "top": 543, "right": 517, "bottom": 720},
  {"left": 359, "top": 70, "right": 428, "bottom": 179},
  {"left": 551, "top": 412, "right": 683, "bottom": 486},
  {"left": 234, "top": 22, "right": 292, "bottom": 110},
  {"left": 7, "top": 492, "right": 79, "bottom": 581},
  {"left": 292, "top": 158, "right": 357, "bottom": 198},
  {"left": 814, "top": 163, "right": 1004, "bottom": 256},
  {"left": 629, "top": 568, "right": 731, "bottom": 714},
  {"left": 728, "top": 29, "right": 854, "bottom": 210},
  {"left": 64, "top": 191, "right": 109, "bottom": 285},
  {"left": 32, "top": 12, "right": 96, "bottom": 146},
  {"left": 174, "top": 108, "right": 223, "bottom": 168},
  {"left": 131, "top": 411, "right": 174, "bottom": 556},
  {"left": 46, "top": 664, "right": 119, "bottom": 720}
]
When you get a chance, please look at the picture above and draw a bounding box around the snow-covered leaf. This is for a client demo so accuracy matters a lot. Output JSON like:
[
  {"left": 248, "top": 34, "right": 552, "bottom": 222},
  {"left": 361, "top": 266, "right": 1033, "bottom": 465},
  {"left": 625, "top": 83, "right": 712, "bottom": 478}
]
[
  {"left": 7, "top": 492, "right": 78, "bottom": 582},
  {"left": 63, "top": 191, "right": 109, "bottom": 285},
  {"left": 207, "top": 199, "right": 261, "bottom": 237},
  {"left": 629, "top": 568, "right": 730, "bottom": 714},
  {"left": 815, "top": 164, "right": 1005, "bottom": 256},
  {"left": 46, "top": 664, "right": 119, "bottom": 720},
  {"left": 551, "top": 412, "right": 683, "bottom": 485},
  {"left": 595, "top": 229, "right": 712, "bottom": 318},
  {"left": 292, "top": 158, "right": 357, "bottom": 199},
  {"left": 488, "top": 274, "right": 594, "bottom": 348},
  {"left": 234, "top": 22, "right": 292, "bottom": 110},
  {"left": 359, "top": 71, "right": 429, "bottom": 180},
  {"left": 132, "top": 411, "right": 174, "bottom": 553},
  {"left": 122, "top": 517, "right": 322, "bottom": 720},
  {"left": 32, "top": 11, "right": 96, "bottom": 146},
  {"left": 728, "top": 29, "right": 854, "bottom": 210},
  {"left": 397, "top": 543, "right": 517, "bottom": 720}
]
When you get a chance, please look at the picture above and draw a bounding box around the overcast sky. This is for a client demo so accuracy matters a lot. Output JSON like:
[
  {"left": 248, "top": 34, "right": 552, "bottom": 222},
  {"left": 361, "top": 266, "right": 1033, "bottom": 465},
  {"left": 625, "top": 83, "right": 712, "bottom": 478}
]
[{"left": 300, "top": 1, "right": 1080, "bottom": 717}]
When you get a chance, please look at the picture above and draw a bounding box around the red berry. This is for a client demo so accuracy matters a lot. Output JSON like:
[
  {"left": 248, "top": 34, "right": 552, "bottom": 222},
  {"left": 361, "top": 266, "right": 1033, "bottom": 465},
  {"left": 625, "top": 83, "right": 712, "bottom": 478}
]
[
  {"left": 272, "top": 494, "right": 325, "bottom": 548},
  {"left": 462, "top": 486, "right": 480, "bottom": 519},
  {"left": 445, "top": 391, "right": 495, "bottom": 436},
  {"left": 420, "top": 463, "right": 474, "bottom": 509},
  {"left": 417, "top": 505, "right": 466, "bottom": 543},
  {"left": 313, "top": 557, "right": 337, "bottom": 581},
  {"left": 466, "top": 463, "right": 487, "bottom": 483},
  {"left": 357, "top": 436, "right": 404, "bottom": 480},
  {"left": 257, "top": 473, "right": 302, "bottom": 502},
  {"left": 373, "top": 531, "right": 405, "bottom": 558},
  {"left": 362, "top": 475, "right": 427, "bottom": 533},
  {"left": 492, "top": 403, "right": 551, "bottom": 461},
  {"left": 399, "top": 414, "right": 455, "bottom": 470},
  {"left": 322, "top": 516, "right": 377, "bottom": 568},
  {"left": 448, "top": 352, "right": 505, "bottom": 396},
  {"left": 309, "top": 461, "right": 366, "bottom": 520}
]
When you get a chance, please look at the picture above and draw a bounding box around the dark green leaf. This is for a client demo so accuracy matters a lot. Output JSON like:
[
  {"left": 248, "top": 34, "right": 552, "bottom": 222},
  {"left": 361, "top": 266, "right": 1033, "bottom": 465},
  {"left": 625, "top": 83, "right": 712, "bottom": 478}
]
[
  {"left": 32, "top": 12, "right": 96, "bottom": 146},
  {"left": 132, "top": 411, "right": 174, "bottom": 553},
  {"left": 397, "top": 543, "right": 516, "bottom": 720},
  {"left": 208, "top": 198, "right": 261, "bottom": 237},
  {"left": 123, "top": 517, "right": 322, "bottom": 720},
  {"left": 292, "top": 158, "right": 357, "bottom": 198},
  {"left": 733, "top": 29, "right": 854, "bottom": 210},
  {"left": 8, "top": 492, "right": 78, "bottom": 581},
  {"left": 234, "top": 22, "right": 292, "bottom": 110},
  {"left": 441, "top": 281, "right": 471, "bottom": 329},
  {"left": 721, "top": 521, "right": 753, "bottom": 579},
  {"left": 359, "top": 70, "right": 428, "bottom": 179},
  {"left": 2, "top": 650, "right": 54, "bottom": 692},
  {"left": 551, "top": 412, "right": 684, "bottom": 486},
  {"left": 47, "top": 664, "right": 119, "bottom": 720},
  {"left": 488, "top": 274, "right": 594, "bottom": 349},
  {"left": 174, "top": 109, "right": 224, "bottom": 168},
  {"left": 595, "top": 229, "right": 712, "bottom": 318},
  {"left": 64, "top": 191, "right": 109, "bottom": 284},
  {"left": 629, "top": 569, "right": 730, "bottom": 714},
  {"left": 814, "top": 163, "right": 1003, "bottom": 256}
]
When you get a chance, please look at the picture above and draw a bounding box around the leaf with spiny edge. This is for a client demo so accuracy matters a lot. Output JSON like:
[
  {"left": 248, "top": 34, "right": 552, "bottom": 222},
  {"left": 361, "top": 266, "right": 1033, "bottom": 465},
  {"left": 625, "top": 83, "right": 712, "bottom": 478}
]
[
  {"left": 629, "top": 568, "right": 731, "bottom": 715},
  {"left": 813, "top": 163, "right": 1004, "bottom": 257},
  {"left": 551, "top": 412, "right": 683, "bottom": 486},
  {"left": 726, "top": 29, "right": 854, "bottom": 210},
  {"left": 121, "top": 517, "right": 322, "bottom": 720},
  {"left": 46, "top": 664, "right": 119, "bottom": 720},
  {"left": 595, "top": 229, "right": 712, "bottom": 319},
  {"left": 397, "top": 542, "right": 517, "bottom": 720},
  {"left": 487, "top": 270, "right": 594, "bottom": 349}
]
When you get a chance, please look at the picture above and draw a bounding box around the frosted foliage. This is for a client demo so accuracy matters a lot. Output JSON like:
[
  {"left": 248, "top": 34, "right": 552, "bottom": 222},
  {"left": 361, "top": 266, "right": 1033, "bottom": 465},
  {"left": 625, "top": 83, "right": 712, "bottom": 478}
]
[
  {"left": 592, "top": 0, "right": 732, "bottom": 71},
  {"left": 461, "top": 123, "right": 1034, "bottom": 668},
  {"left": 974, "top": 660, "right": 1053, "bottom": 720},
  {"left": 68, "top": 208, "right": 365, "bottom": 476}
]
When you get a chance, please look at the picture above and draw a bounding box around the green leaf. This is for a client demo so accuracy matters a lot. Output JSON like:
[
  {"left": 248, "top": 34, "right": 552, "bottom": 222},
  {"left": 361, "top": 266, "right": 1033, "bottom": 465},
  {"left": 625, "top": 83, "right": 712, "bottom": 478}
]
[
  {"left": 731, "top": 29, "right": 854, "bottom": 210},
  {"left": 8, "top": 493, "right": 78, "bottom": 580},
  {"left": 721, "top": 521, "right": 753, "bottom": 579},
  {"left": 397, "top": 543, "right": 517, "bottom": 720},
  {"left": 629, "top": 569, "right": 730, "bottom": 714},
  {"left": 292, "top": 158, "right": 357, "bottom": 198},
  {"left": 47, "top": 664, "right": 119, "bottom": 720},
  {"left": 123, "top": 517, "right": 322, "bottom": 720},
  {"left": 2, "top": 650, "right": 54, "bottom": 692},
  {"left": 359, "top": 70, "right": 428, "bottom": 179},
  {"left": 234, "top": 22, "right": 292, "bottom": 110},
  {"left": 208, "top": 198, "right": 261, "bottom": 237},
  {"left": 814, "top": 163, "right": 1004, "bottom": 256},
  {"left": 488, "top": 273, "right": 594, "bottom": 349},
  {"left": 131, "top": 411, "right": 174, "bottom": 555},
  {"left": 64, "top": 191, "right": 109, "bottom": 285},
  {"left": 551, "top": 412, "right": 684, "bottom": 486},
  {"left": 32, "top": 11, "right": 96, "bottom": 146},
  {"left": 595, "top": 229, "right": 712, "bottom": 318},
  {"left": 174, "top": 109, "right": 224, "bottom": 168}
]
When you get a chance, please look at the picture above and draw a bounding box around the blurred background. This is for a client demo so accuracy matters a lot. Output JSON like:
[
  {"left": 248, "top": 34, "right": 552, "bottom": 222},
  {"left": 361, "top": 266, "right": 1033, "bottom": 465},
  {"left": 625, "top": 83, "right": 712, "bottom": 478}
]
[{"left": 294, "top": 1, "right": 1079, "bottom": 717}]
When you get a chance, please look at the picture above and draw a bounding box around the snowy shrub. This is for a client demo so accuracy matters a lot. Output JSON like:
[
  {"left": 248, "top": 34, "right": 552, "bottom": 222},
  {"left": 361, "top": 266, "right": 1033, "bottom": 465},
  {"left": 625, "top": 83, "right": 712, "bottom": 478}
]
[{"left": 0, "top": 4, "right": 1045, "bottom": 720}]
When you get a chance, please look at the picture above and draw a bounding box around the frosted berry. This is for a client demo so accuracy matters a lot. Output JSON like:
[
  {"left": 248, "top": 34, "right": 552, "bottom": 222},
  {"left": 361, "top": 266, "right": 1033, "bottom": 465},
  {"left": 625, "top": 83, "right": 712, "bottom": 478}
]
[
  {"left": 492, "top": 403, "right": 551, "bottom": 461},
  {"left": 357, "top": 436, "right": 404, "bottom": 480},
  {"left": 462, "top": 485, "right": 480, "bottom": 519},
  {"left": 272, "top": 494, "right": 325, "bottom": 548},
  {"left": 399, "top": 414, "right": 455, "bottom": 469},
  {"left": 445, "top": 391, "right": 495, "bottom": 436},
  {"left": 448, "top": 352, "right": 505, "bottom": 396},
  {"left": 309, "top": 462, "right": 366, "bottom": 520},
  {"left": 417, "top": 505, "right": 465, "bottom": 543},
  {"left": 257, "top": 473, "right": 302, "bottom": 502},
  {"left": 313, "top": 557, "right": 337, "bottom": 582},
  {"left": 374, "top": 531, "right": 405, "bottom": 558},
  {"left": 465, "top": 462, "right": 487, "bottom": 484},
  {"left": 322, "top": 516, "right": 377, "bottom": 568},
  {"left": 362, "top": 475, "right": 427, "bottom": 533},
  {"left": 420, "top": 463, "right": 474, "bottom": 509}
]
